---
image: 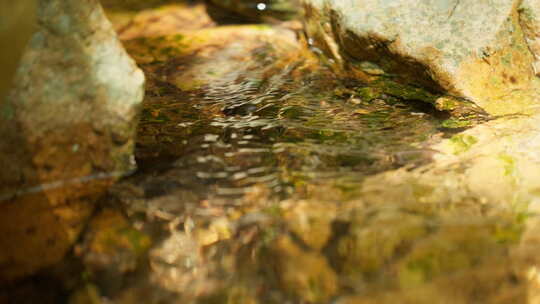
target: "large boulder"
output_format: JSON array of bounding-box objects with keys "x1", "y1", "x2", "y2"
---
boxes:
[
  {"x1": 0, "y1": 0, "x2": 144, "y2": 281},
  {"x1": 303, "y1": 0, "x2": 540, "y2": 115}
]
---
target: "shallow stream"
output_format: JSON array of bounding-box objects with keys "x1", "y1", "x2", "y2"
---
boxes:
[{"x1": 4, "y1": 2, "x2": 528, "y2": 303}]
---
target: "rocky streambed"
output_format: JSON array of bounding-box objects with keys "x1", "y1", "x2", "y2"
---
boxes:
[{"x1": 3, "y1": 1, "x2": 540, "y2": 303}]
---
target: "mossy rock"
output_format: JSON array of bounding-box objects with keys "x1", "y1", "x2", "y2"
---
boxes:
[{"x1": 304, "y1": 0, "x2": 540, "y2": 116}]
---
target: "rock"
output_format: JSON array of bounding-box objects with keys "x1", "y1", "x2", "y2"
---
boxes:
[
  {"x1": 284, "y1": 200, "x2": 336, "y2": 250},
  {"x1": 303, "y1": 0, "x2": 540, "y2": 115},
  {"x1": 520, "y1": 0, "x2": 540, "y2": 75},
  {"x1": 149, "y1": 232, "x2": 201, "y2": 294},
  {"x1": 0, "y1": 1, "x2": 36, "y2": 103},
  {"x1": 0, "y1": 0, "x2": 144, "y2": 281},
  {"x1": 357, "y1": 112, "x2": 540, "y2": 301},
  {"x1": 264, "y1": 235, "x2": 338, "y2": 303},
  {"x1": 76, "y1": 208, "x2": 151, "y2": 294},
  {"x1": 337, "y1": 210, "x2": 428, "y2": 279},
  {"x1": 205, "y1": 0, "x2": 301, "y2": 24},
  {"x1": 103, "y1": 2, "x2": 215, "y2": 40}
]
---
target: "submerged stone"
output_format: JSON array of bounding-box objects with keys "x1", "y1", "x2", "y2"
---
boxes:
[
  {"x1": 303, "y1": 0, "x2": 540, "y2": 115},
  {"x1": 77, "y1": 208, "x2": 151, "y2": 287},
  {"x1": 263, "y1": 235, "x2": 338, "y2": 303},
  {"x1": 0, "y1": 0, "x2": 144, "y2": 281}
]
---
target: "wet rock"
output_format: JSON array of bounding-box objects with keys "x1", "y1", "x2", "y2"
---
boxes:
[
  {"x1": 0, "y1": 0, "x2": 144, "y2": 281},
  {"x1": 303, "y1": 0, "x2": 540, "y2": 115},
  {"x1": 148, "y1": 232, "x2": 201, "y2": 294},
  {"x1": 284, "y1": 200, "x2": 336, "y2": 250},
  {"x1": 264, "y1": 235, "x2": 338, "y2": 303},
  {"x1": 357, "y1": 112, "x2": 540, "y2": 300},
  {"x1": 103, "y1": 2, "x2": 215, "y2": 40},
  {"x1": 205, "y1": 0, "x2": 301, "y2": 24},
  {"x1": 337, "y1": 209, "x2": 428, "y2": 279},
  {"x1": 76, "y1": 208, "x2": 151, "y2": 294}
]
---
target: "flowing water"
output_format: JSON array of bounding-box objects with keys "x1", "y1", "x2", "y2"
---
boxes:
[
  {"x1": 4, "y1": 2, "x2": 528, "y2": 303},
  {"x1": 130, "y1": 44, "x2": 447, "y2": 207}
]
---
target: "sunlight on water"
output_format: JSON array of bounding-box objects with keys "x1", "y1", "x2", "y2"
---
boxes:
[{"x1": 133, "y1": 51, "x2": 446, "y2": 204}]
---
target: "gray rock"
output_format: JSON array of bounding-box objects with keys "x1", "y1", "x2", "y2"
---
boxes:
[
  {"x1": 303, "y1": 0, "x2": 540, "y2": 115},
  {"x1": 520, "y1": 0, "x2": 540, "y2": 75},
  {"x1": 0, "y1": 0, "x2": 144, "y2": 281}
]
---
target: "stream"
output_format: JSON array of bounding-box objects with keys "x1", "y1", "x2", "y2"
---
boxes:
[{"x1": 5, "y1": 2, "x2": 528, "y2": 303}]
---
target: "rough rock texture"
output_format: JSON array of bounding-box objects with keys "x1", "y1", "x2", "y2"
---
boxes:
[
  {"x1": 0, "y1": 0, "x2": 144, "y2": 281},
  {"x1": 358, "y1": 112, "x2": 540, "y2": 303},
  {"x1": 520, "y1": 0, "x2": 540, "y2": 75},
  {"x1": 303, "y1": 0, "x2": 540, "y2": 115}
]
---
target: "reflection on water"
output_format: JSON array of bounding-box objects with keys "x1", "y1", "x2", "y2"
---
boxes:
[{"x1": 133, "y1": 51, "x2": 446, "y2": 205}]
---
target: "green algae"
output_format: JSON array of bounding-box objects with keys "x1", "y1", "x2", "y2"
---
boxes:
[
  {"x1": 337, "y1": 211, "x2": 429, "y2": 278},
  {"x1": 398, "y1": 215, "x2": 523, "y2": 289},
  {"x1": 356, "y1": 86, "x2": 383, "y2": 101},
  {"x1": 1, "y1": 103, "x2": 14, "y2": 120},
  {"x1": 441, "y1": 118, "x2": 472, "y2": 128},
  {"x1": 499, "y1": 153, "x2": 516, "y2": 177},
  {"x1": 262, "y1": 235, "x2": 338, "y2": 303},
  {"x1": 374, "y1": 79, "x2": 438, "y2": 104},
  {"x1": 449, "y1": 134, "x2": 478, "y2": 154},
  {"x1": 353, "y1": 78, "x2": 489, "y2": 122}
]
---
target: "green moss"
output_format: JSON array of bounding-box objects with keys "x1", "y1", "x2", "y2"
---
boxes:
[
  {"x1": 1, "y1": 103, "x2": 14, "y2": 120},
  {"x1": 119, "y1": 228, "x2": 152, "y2": 255},
  {"x1": 399, "y1": 226, "x2": 497, "y2": 288},
  {"x1": 279, "y1": 105, "x2": 304, "y2": 119},
  {"x1": 264, "y1": 204, "x2": 283, "y2": 218},
  {"x1": 434, "y1": 96, "x2": 459, "y2": 111},
  {"x1": 498, "y1": 154, "x2": 516, "y2": 177},
  {"x1": 356, "y1": 87, "x2": 383, "y2": 101},
  {"x1": 266, "y1": 236, "x2": 338, "y2": 303},
  {"x1": 172, "y1": 34, "x2": 184, "y2": 41},
  {"x1": 338, "y1": 211, "x2": 428, "y2": 277},
  {"x1": 493, "y1": 221, "x2": 523, "y2": 244},
  {"x1": 374, "y1": 79, "x2": 437, "y2": 104},
  {"x1": 441, "y1": 118, "x2": 472, "y2": 128},
  {"x1": 252, "y1": 24, "x2": 272, "y2": 31},
  {"x1": 449, "y1": 134, "x2": 478, "y2": 154},
  {"x1": 160, "y1": 46, "x2": 177, "y2": 56}
]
